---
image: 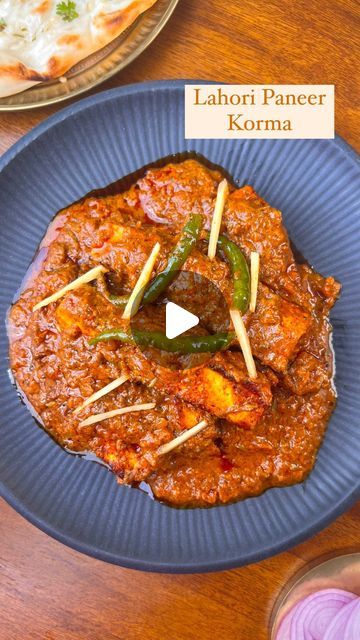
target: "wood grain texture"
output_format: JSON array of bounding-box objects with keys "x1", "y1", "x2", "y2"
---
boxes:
[
  {"x1": 1, "y1": 500, "x2": 360, "y2": 639},
  {"x1": 0, "y1": 0, "x2": 359, "y2": 638}
]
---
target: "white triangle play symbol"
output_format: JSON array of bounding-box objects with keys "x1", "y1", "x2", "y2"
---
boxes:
[{"x1": 165, "y1": 301, "x2": 199, "y2": 339}]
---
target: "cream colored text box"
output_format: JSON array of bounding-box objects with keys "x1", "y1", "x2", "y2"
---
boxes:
[{"x1": 185, "y1": 85, "x2": 334, "y2": 139}]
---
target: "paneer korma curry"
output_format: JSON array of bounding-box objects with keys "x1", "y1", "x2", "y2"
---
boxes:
[{"x1": 8, "y1": 159, "x2": 340, "y2": 507}]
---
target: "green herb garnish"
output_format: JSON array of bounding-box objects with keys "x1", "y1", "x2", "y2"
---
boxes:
[
  {"x1": 56, "y1": 1, "x2": 79, "y2": 22},
  {"x1": 0, "y1": 18, "x2": 7, "y2": 31}
]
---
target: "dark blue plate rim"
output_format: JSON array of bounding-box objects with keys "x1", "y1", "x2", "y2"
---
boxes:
[{"x1": 1, "y1": 80, "x2": 359, "y2": 573}]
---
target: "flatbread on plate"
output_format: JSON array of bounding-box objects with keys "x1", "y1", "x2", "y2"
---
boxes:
[{"x1": 0, "y1": 0, "x2": 157, "y2": 97}]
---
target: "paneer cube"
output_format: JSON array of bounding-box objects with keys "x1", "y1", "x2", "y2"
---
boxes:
[
  {"x1": 161, "y1": 352, "x2": 272, "y2": 429},
  {"x1": 246, "y1": 284, "x2": 311, "y2": 373}
]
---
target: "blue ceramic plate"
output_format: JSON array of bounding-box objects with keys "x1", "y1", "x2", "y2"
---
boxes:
[{"x1": 1, "y1": 81, "x2": 359, "y2": 573}]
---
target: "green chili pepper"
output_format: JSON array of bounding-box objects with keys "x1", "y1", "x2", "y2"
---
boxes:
[
  {"x1": 142, "y1": 213, "x2": 203, "y2": 305},
  {"x1": 215, "y1": 234, "x2": 250, "y2": 313},
  {"x1": 90, "y1": 328, "x2": 234, "y2": 353}
]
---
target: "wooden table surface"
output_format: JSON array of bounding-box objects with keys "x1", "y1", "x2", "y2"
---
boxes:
[{"x1": 1, "y1": 1, "x2": 359, "y2": 638}]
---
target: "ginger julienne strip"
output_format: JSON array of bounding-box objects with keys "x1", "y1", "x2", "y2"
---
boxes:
[
  {"x1": 74, "y1": 374, "x2": 129, "y2": 415},
  {"x1": 33, "y1": 265, "x2": 107, "y2": 311},
  {"x1": 79, "y1": 403, "x2": 156, "y2": 427},
  {"x1": 208, "y1": 179, "x2": 229, "y2": 260}
]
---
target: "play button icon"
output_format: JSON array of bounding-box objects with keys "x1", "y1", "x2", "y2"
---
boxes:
[
  {"x1": 129, "y1": 269, "x2": 230, "y2": 370},
  {"x1": 165, "y1": 301, "x2": 199, "y2": 339}
]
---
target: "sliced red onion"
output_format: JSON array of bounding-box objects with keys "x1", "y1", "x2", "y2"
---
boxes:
[
  {"x1": 344, "y1": 598, "x2": 360, "y2": 639},
  {"x1": 276, "y1": 601, "x2": 302, "y2": 639},
  {"x1": 291, "y1": 589, "x2": 356, "y2": 639},
  {"x1": 323, "y1": 598, "x2": 360, "y2": 639},
  {"x1": 275, "y1": 589, "x2": 357, "y2": 640}
]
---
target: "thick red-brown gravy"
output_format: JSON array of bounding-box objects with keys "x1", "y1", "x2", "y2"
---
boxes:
[{"x1": 8, "y1": 159, "x2": 340, "y2": 507}]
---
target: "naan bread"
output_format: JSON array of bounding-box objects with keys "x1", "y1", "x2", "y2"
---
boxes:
[{"x1": 0, "y1": 0, "x2": 157, "y2": 97}]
